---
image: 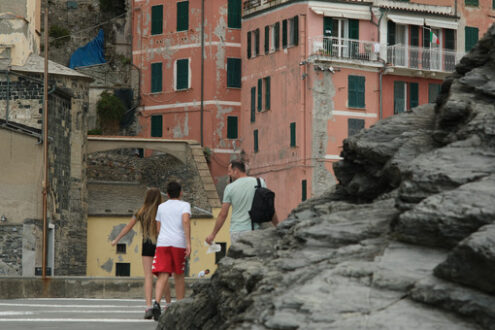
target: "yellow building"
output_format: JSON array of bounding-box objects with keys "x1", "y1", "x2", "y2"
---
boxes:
[{"x1": 86, "y1": 138, "x2": 231, "y2": 278}]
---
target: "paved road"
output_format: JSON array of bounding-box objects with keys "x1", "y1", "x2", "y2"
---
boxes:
[{"x1": 0, "y1": 298, "x2": 164, "y2": 330}]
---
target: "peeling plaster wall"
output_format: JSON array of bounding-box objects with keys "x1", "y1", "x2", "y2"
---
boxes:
[
  {"x1": 133, "y1": 0, "x2": 241, "y2": 188},
  {"x1": 0, "y1": 0, "x2": 39, "y2": 66},
  {"x1": 311, "y1": 71, "x2": 337, "y2": 196}
]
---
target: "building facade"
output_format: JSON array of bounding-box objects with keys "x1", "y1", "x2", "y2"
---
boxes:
[
  {"x1": 241, "y1": 0, "x2": 494, "y2": 219},
  {"x1": 132, "y1": 0, "x2": 243, "y2": 191}
]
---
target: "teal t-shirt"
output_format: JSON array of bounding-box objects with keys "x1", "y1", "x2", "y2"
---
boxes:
[{"x1": 223, "y1": 176, "x2": 266, "y2": 232}]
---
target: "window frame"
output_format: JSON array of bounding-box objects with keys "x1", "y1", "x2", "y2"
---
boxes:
[
  {"x1": 177, "y1": 1, "x2": 189, "y2": 32},
  {"x1": 150, "y1": 62, "x2": 162, "y2": 93},
  {"x1": 151, "y1": 5, "x2": 163, "y2": 35},
  {"x1": 227, "y1": 58, "x2": 241, "y2": 88},
  {"x1": 348, "y1": 75, "x2": 365, "y2": 108},
  {"x1": 175, "y1": 58, "x2": 190, "y2": 91},
  {"x1": 228, "y1": 0, "x2": 241, "y2": 29},
  {"x1": 227, "y1": 116, "x2": 238, "y2": 139}
]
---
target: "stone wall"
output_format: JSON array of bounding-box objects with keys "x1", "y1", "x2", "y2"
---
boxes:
[
  {"x1": 0, "y1": 73, "x2": 44, "y2": 128},
  {"x1": 0, "y1": 225, "x2": 23, "y2": 275},
  {"x1": 87, "y1": 148, "x2": 211, "y2": 214},
  {"x1": 0, "y1": 70, "x2": 89, "y2": 276}
]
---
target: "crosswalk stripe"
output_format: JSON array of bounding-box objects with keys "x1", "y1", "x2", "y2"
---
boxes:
[{"x1": 0, "y1": 318, "x2": 152, "y2": 323}]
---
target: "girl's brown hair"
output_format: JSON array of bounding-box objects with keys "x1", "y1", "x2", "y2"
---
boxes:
[{"x1": 135, "y1": 187, "x2": 162, "y2": 244}]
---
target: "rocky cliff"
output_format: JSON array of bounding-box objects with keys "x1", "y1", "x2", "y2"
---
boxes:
[{"x1": 157, "y1": 25, "x2": 495, "y2": 330}]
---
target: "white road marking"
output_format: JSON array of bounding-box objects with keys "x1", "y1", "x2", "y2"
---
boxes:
[
  {"x1": 0, "y1": 312, "x2": 34, "y2": 316},
  {"x1": 0, "y1": 318, "x2": 152, "y2": 323}
]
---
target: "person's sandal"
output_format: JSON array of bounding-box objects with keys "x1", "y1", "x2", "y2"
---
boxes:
[{"x1": 144, "y1": 307, "x2": 153, "y2": 320}]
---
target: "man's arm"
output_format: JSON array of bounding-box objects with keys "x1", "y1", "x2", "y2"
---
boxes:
[
  {"x1": 205, "y1": 202, "x2": 230, "y2": 245},
  {"x1": 271, "y1": 212, "x2": 280, "y2": 226},
  {"x1": 182, "y1": 212, "x2": 191, "y2": 257}
]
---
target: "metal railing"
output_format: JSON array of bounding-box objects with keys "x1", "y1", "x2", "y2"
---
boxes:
[
  {"x1": 311, "y1": 36, "x2": 379, "y2": 62},
  {"x1": 387, "y1": 44, "x2": 463, "y2": 72}
]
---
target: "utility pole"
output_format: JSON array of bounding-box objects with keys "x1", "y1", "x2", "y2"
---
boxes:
[{"x1": 42, "y1": 0, "x2": 49, "y2": 279}]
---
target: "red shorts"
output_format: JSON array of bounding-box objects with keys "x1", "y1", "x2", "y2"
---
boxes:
[{"x1": 152, "y1": 246, "x2": 186, "y2": 276}]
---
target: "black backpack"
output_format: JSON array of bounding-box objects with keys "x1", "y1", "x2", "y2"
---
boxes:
[{"x1": 249, "y1": 178, "x2": 275, "y2": 230}]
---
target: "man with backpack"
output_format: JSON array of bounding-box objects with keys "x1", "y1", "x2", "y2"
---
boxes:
[{"x1": 205, "y1": 160, "x2": 279, "y2": 245}]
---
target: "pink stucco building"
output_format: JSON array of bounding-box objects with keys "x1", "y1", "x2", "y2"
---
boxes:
[
  {"x1": 132, "y1": 0, "x2": 243, "y2": 189},
  {"x1": 241, "y1": 0, "x2": 494, "y2": 219},
  {"x1": 132, "y1": 0, "x2": 494, "y2": 219}
]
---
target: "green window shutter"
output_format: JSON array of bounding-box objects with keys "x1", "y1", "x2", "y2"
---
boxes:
[
  {"x1": 293, "y1": 15, "x2": 299, "y2": 46},
  {"x1": 250, "y1": 87, "x2": 256, "y2": 122},
  {"x1": 387, "y1": 20, "x2": 396, "y2": 45},
  {"x1": 394, "y1": 81, "x2": 406, "y2": 114},
  {"x1": 151, "y1": 62, "x2": 162, "y2": 93},
  {"x1": 409, "y1": 82, "x2": 419, "y2": 109},
  {"x1": 465, "y1": 26, "x2": 479, "y2": 52},
  {"x1": 348, "y1": 75, "x2": 365, "y2": 108},
  {"x1": 445, "y1": 29, "x2": 455, "y2": 50},
  {"x1": 265, "y1": 76, "x2": 270, "y2": 110},
  {"x1": 228, "y1": 0, "x2": 241, "y2": 29},
  {"x1": 257, "y1": 79, "x2": 262, "y2": 111},
  {"x1": 265, "y1": 26, "x2": 270, "y2": 54},
  {"x1": 255, "y1": 29, "x2": 260, "y2": 56},
  {"x1": 410, "y1": 25, "x2": 419, "y2": 46},
  {"x1": 177, "y1": 1, "x2": 189, "y2": 31},
  {"x1": 348, "y1": 118, "x2": 364, "y2": 137},
  {"x1": 290, "y1": 122, "x2": 296, "y2": 147},
  {"x1": 247, "y1": 32, "x2": 251, "y2": 59},
  {"x1": 254, "y1": 129, "x2": 259, "y2": 153},
  {"x1": 348, "y1": 19, "x2": 359, "y2": 40},
  {"x1": 227, "y1": 116, "x2": 238, "y2": 139},
  {"x1": 227, "y1": 58, "x2": 241, "y2": 88},
  {"x1": 282, "y1": 19, "x2": 288, "y2": 48},
  {"x1": 465, "y1": 0, "x2": 478, "y2": 6},
  {"x1": 493, "y1": 0, "x2": 495, "y2": 9},
  {"x1": 323, "y1": 17, "x2": 333, "y2": 37},
  {"x1": 151, "y1": 115, "x2": 163, "y2": 137},
  {"x1": 176, "y1": 59, "x2": 189, "y2": 90},
  {"x1": 151, "y1": 5, "x2": 163, "y2": 35},
  {"x1": 274, "y1": 22, "x2": 280, "y2": 50},
  {"x1": 428, "y1": 83, "x2": 441, "y2": 103},
  {"x1": 302, "y1": 180, "x2": 307, "y2": 202}
]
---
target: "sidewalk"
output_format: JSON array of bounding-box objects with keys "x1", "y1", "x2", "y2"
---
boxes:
[{"x1": 0, "y1": 276, "x2": 198, "y2": 299}]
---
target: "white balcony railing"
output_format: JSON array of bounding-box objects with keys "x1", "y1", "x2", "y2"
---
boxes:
[
  {"x1": 312, "y1": 36, "x2": 380, "y2": 62},
  {"x1": 311, "y1": 36, "x2": 464, "y2": 73},
  {"x1": 387, "y1": 44, "x2": 464, "y2": 72}
]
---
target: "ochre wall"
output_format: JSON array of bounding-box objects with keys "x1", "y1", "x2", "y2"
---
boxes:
[{"x1": 87, "y1": 208, "x2": 231, "y2": 278}]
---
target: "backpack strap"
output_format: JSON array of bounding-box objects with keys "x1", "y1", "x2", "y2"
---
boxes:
[{"x1": 256, "y1": 177, "x2": 261, "y2": 188}]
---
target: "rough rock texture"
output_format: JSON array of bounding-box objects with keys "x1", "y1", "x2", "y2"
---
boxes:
[{"x1": 157, "y1": 26, "x2": 495, "y2": 329}]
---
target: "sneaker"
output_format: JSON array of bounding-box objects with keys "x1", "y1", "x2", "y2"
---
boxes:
[
  {"x1": 144, "y1": 307, "x2": 153, "y2": 320},
  {"x1": 152, "y1": 301, "x2": 161, "y2": 321}
]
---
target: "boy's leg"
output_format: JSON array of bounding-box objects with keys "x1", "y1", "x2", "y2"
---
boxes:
[
  {"x1": 173, "y1": 273, "x2": 185, "y2": 300},
  {"x1": 164, "y1": 281, "x2": 171, "y2": 305},
  {"x1": 154, "y1": 272, "x2": 170, "y2": 304}
]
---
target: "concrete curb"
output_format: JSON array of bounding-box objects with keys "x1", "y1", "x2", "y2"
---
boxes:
[{"x1": 0, "y1": 276, "x2": 199, "y2": 299}]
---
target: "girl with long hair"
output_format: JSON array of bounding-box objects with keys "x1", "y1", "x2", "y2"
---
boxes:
[{"x1": 111, "y1": 187, "x2": 171, "y2": 319}]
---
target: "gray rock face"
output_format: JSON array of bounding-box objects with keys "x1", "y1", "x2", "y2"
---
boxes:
[
  {"x1": 157, "y1": 25, "x2": 495, "y2": 330},
  {"x1": 434, "y1": 224, "x2": 495, "y2": 294}
]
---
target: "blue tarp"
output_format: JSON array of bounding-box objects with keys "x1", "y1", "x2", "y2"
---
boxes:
[{"x1": 69, "y1": 29, "x2": 106, "y2": 69}]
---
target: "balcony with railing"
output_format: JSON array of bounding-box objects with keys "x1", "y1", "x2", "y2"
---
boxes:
[
  {"x1": 311, "y1": 36, "x2": 380, "y2": 63},
  {"x1": 387, "y1": 44, "x2": 463, "y2": 73}
]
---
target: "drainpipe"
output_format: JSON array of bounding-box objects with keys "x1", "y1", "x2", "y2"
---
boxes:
[
  {"x1": 42, "y1": 0, "x2": 49, "y2": 280},
  {"x1": 6, "y1": 70, "x2": 10, "y2": 123},
  {"x1": 200, "y1": 0, "x2": 205, "y2": 147},
  {"x1": 370, "y1": 7, "x2": 386, "y2": 120}
]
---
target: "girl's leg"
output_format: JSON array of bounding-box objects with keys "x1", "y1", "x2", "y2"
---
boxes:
[{"x1": 142, "y1": 256, "x2": 154, "y2": 308}]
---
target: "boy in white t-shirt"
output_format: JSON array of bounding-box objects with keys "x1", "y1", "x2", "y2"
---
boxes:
[{"x1": 151, "y1": 181, "x2": 191, "y2": 321}]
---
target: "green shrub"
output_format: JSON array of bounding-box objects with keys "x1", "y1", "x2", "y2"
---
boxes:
[
  {"x1": 87, "y1": 129, "x2": 102, "y2": 135},
  {"x1": 49, "y1": 25, "x2": 70, "y2": 47},
  {"x1": 97, "y1": 91, "x2": 126, "y2": 122}
]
